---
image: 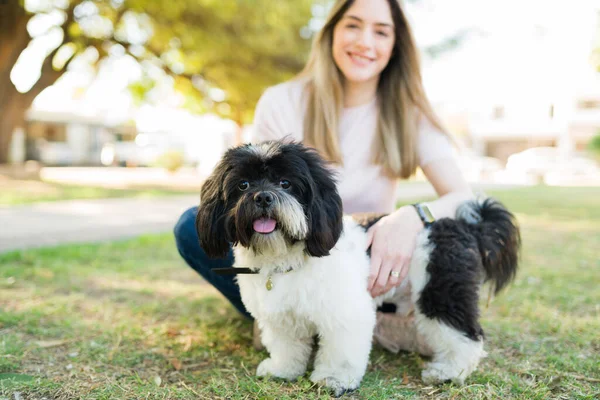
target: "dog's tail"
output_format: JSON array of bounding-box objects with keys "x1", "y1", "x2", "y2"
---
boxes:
[{"x1": 456, "y1": 198, "x2": 521, "y2": 294}]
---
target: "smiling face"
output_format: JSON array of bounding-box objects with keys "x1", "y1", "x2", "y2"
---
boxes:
[{"x1": 332, "y1": 0, "x2": 396, "y2": 88}]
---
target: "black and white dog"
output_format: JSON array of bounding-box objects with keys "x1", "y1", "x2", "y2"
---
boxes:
[{"x1": 196, "y1": 141, "x2": 520, "y2": 395}]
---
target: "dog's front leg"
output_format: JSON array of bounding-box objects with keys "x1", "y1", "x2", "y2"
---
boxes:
[
  {"x1": 256, "y1": 321, "x2": 312, "y2": 381},
  {"x1": 310, "y1": 311, "x2": 375, "y2": 397}
]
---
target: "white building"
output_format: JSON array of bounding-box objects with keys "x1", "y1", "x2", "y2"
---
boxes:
[{"x1": 416, "y1": 0, "x2": 600, "y2": 162}]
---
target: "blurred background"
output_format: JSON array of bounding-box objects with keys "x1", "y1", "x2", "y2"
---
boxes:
[
  {"x1": 1, "y1": 3, "x2": 599, "y2": 396},
  {"x1": 2, "y1": 0, "x2": 600, "y2": 188}
]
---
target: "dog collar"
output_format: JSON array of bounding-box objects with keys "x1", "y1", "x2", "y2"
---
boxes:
[
  {"x1": 213, "y1": 267, "x2": 293, "y2": 291},
  {"x1": 212, "y1": 267, "x2": 258, "y2": 275}
]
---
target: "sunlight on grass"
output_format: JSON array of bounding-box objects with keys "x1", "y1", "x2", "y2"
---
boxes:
[
  {"x1": 0, "y1": 186, "x2": 599, "y2": 399},
  {"x1": 86, "y1": 275, "x2": 218, "y2": 300}
]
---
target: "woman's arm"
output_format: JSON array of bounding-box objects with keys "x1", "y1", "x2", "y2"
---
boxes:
[
  {"x1": 366, "y1": 157, "x2": 473, "y2": 297},
  {"x1": 414, "y1": 117, "x2": 474, "y2": 218},
  {"x1": 420, "y1": 157, "x2": 474, "y2": 219}
]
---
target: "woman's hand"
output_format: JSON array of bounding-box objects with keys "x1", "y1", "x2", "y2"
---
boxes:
[{"x1": 366, "y1": 205, "x2": 424, "y2": 297}]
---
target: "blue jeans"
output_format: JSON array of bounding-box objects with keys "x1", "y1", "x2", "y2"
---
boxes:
[{"x1": 174, "y1": 207, "x2": 252, "y2": 319}]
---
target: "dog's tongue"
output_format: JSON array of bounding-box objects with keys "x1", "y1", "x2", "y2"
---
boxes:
[{"x1": 253, "y1": 218, "x2": 276, "y2": 234}]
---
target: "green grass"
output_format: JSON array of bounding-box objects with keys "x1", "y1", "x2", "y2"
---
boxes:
[
  {"x1": 0, "y1": 186, "x2": 598, "y2": 399},
  {"x1": 0, "y1": 179, "x2": 196, "y2": 206}
]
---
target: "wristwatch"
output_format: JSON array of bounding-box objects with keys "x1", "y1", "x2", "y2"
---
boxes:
[{"x1": 412, "y1": 203, "x2": 435, "y2": 227}]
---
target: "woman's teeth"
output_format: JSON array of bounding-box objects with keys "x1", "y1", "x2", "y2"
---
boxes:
[{"x1": 349, "y1": 53, "x2": 372, "y2": 64}]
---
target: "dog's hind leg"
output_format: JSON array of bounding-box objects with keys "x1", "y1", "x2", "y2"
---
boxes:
[
  {"x1": 414, "y1": 313, "x2": 485, "y2": 384},
  {"x1": 256, "y1": 320, "x2": 312, "y2": 381},
  {"x1": 408, "y1": 229, "x2": 486, "y2": 385}
]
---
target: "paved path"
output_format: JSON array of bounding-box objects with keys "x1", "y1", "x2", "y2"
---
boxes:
[
  {"x1": 0, "y1": 183, "x2": 518, "y2": 253},
  {"x1": 0, "y1": 195, "x2": 198, "y2": 253}
]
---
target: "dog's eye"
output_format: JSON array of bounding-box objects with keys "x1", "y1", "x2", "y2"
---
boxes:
[
  {"x1": 280, "y1": 180, "x2": 291, "y2": 189},
  {"x1": 238, "y1": 181, "x2": 250, "y2": 191}
]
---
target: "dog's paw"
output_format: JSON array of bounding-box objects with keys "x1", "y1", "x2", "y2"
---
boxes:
[
  {"x1": 310, "y1": 370, "x2": 360, "y2": 397},
  {"x1": 421, "y1": 362, "x2": 466, "y2": 385},
  {"x1": 256, "y1": 358, "x2": 304, "y2": 381}
]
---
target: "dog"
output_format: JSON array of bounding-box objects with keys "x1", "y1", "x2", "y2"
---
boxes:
[{"x1": 196, "y1": 141, "x2": 520, "y2": 395}]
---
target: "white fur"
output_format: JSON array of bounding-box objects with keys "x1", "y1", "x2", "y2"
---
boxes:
[
  {"x1": 246, "y1": 141, "x2": 282, "y2": 159},
  {"x1": 249, "y1": 230, "x2": 290, "y2": 257},
  {"x1": 237, "y1": 217, "x2": 485, "y2": 393},
  {"x1": 274, "y1": 192, "x2": 308, "y2": 239},
  {"x1": 236, "y1": 218, "x2": 381, "y2": 395},
  {"x1": 409, "y1": 229, "x2": 486, "y2": 384}
]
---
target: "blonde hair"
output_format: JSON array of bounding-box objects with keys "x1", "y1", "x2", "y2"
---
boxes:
[{"x1": 299, "y1": 0, "x2": 449, "y2": 179}]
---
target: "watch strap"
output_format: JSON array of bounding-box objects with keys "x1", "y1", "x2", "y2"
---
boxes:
[{"x1": 412, "y1": 203, "x2": 435, "y2": 227}]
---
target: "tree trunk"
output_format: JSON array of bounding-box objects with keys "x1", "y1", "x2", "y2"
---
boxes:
[
  {"x1": 0, "y1": 1, "x2": 63, "y2": 163},
  {"x1": 0, "y1": 57, "x2": 62, "y2": 164},
  {"x1": 0, "y1": 81, "x2": 27, "y2": 164}
]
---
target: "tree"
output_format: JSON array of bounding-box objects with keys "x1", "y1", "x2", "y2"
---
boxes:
[
  {"x1": 0, "y1": 0, "x2": 315, "y2": 163},
  {"x1": 0, "y1": 1, "x2": 66, "y2": 163}
]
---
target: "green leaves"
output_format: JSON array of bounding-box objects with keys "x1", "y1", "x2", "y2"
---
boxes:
[
  {"x1": 130, "y1": 0, "x2": 315, "y2": 122},
  {"x1": 15, "y1": 0, "x2": 315, "y2": 126}
]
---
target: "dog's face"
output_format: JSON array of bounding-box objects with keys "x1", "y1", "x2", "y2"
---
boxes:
[{"x1": 196, "y1": 141, "x2": 343, "y2": 259}]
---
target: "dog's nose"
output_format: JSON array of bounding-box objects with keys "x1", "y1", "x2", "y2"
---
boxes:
[{"x1": 254, "y1": 192, "x2": 274, "y2": 208}]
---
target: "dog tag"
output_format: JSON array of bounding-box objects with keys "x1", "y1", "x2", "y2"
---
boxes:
[{"x1": 266, "y1": 276, "x2": 273, "y2": 291}]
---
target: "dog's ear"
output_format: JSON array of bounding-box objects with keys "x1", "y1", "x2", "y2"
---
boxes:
[
  {"x1": 196, "y1": 160, "x2": 231, "y2": 259},
  {"x1": 297, "y1": 145, "x2": 343, "y2": 257}
]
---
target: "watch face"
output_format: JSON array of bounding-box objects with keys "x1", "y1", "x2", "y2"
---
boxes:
[{"x1": 421, "y1": 205, "x2": 435, "y2": 222}]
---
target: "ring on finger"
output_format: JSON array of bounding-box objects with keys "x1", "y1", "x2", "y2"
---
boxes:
[{"x1": 390, "y1": 270, "x2": 401, "y2": 278}]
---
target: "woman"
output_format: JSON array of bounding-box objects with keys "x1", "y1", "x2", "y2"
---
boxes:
[{"x1": 174, "y1": 0, "x2": 473, "y2": 352}]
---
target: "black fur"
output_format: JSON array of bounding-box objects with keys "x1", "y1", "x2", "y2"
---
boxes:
[
  {"x1": 470, "y1": 198, "x2": 521, "y2": 293},
  {"x1": 279, "y1": 144, "x2": 343, "y2": 257},
  {"x1": 418, "y1": 219, "x2": 487, "y2": 341},
  {"x1": 196, "y1": 141, "x2": 343, "y2": 258},
  {"x1": 417, "y1": 198, "x2": 520, "y2": 341},
  {"x1": 195, "y1": 161, "x2": 231, "y2": 259}
]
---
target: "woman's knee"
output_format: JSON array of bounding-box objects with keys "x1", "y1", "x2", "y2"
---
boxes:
[
  {"x1": 174, "y1": 206, "x2": 198, "y2": 252},
  {"x1": 174, "y1": 206, "x2": 233, "y2": 270}
]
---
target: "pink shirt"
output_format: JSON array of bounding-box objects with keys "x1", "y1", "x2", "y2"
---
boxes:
[{"x1": 251, "y1": 79, "x2": 454, "y2": 214}]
